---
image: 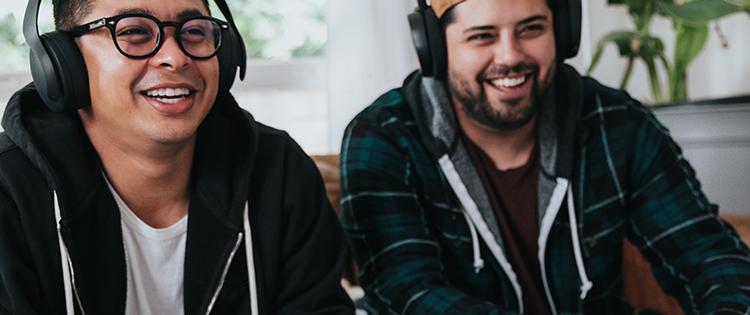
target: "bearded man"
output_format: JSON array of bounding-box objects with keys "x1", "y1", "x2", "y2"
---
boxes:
[{"x1": 338, "y1": 0, "x2": 750, "y2": 313}]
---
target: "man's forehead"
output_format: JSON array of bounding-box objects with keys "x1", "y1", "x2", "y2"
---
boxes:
[
  {"x1": 87, "y1": 0, "x2": 209, "y2": 19},
  {"x1": 447, "y1": 0, "x2": 552, "y2": 27},
  {"x1": 433, "y1": 0, "x2": 552, "y2": 19},
  {"x1": 112, "y1": 7, "x2": 206, "y2": 20}
]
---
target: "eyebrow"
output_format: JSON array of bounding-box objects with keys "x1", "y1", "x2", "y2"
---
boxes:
[
  {"x1": 113, "y1": 8, "x2": 206, "y2": 21},
  {"x1": 463, "y1": 14, "x2": 550, "y2": 33},
  {"x1": 518, "y1": 15, "x2": 549, "y2": 25},
  {"x1": 176, "y1": 9, "x2": 205, "y2": 21}
]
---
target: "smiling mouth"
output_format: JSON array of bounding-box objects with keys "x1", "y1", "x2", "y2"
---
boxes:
[
  {"x1": 141, "y1": 87, "x2": 194, "y2": 104},
  {"x1": 488, "y1": 73, "x2": 531, "y2": 89}
]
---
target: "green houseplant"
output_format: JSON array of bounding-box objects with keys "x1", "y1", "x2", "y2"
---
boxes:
[{"x1": 587, "y1": 0, "x2": 749, "y2": 104}]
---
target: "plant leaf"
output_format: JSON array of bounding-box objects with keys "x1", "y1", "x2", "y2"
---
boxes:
[
  {"x1": 670, "y1": 23, "x2": 709, "y2": 101},
  {"x1": 723, "y1": 0, "x2": 750, "y2": 8},
  {"x1": 673, "y1": 23, "x2": 709, "y2": 74},
  {"x1": 643, "y1": 56, "x2": 664, "y2": 104},
  {"x1": 637, "y1": 35, "x2": 666, "y2": 59},
  {"x1": 587, "y1": 31, "x2": 638, "y2": 73},
  {"x1": 658, "y1": 0, "x2": 741, "y2": 25}
]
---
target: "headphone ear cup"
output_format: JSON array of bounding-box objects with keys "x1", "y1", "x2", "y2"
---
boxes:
[
  {"x1": 408, "y1": 7, "x2": 447, "y2": 80},
  {"x1": 551, "y1": 0, "x2": 581, "y2": 60},
  {"x1": 217, "y1": 28, "x2": 241, "y2": 94},
  {"x1": 423, "y1": 9, "x2": 447, "y2": 80},
  {"x1": 30, "y1": 31, "x2": 89, "y2": 112},
  {"x1": 565, "y1": 0, "x2": 582, "y2": 59},
  {"x1": 409, "y1": 9, "x2": 433, "y2": 77}
]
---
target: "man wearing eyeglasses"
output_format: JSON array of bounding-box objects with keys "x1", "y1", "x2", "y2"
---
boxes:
[{"x1": 0, "y1": 0, "x2": 353, "y2": 314}]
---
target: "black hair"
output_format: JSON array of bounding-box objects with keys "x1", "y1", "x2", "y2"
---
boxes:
[
  {"x1": 53, "y1": 0, "x2": 91, "y2": 31},
  {"x1": 53, "y1": 0, "x2": 211, "y2": 31},
  {"x1": 439, "y1": 7, "x2": 455, "y2": 30}
]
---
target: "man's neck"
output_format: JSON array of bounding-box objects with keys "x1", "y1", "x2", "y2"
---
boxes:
[
  {"x1": 455, "y1": 106, "x2": 537, "y2": 171},
  {"x1": 84, "y1": 126, "x2": 194, "y2": 229}
]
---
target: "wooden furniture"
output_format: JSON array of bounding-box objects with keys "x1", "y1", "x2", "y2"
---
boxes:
[{"x1": 311, "y1": 155, "x2": 750, "y2": 312}]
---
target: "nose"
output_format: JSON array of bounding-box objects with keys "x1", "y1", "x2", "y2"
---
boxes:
[
  {"x1": 493, "y1": 30, "x2": 525, "y2": 68},
  {"x1": 149, "y1": 31, "x2": 191, "y2": 71}
]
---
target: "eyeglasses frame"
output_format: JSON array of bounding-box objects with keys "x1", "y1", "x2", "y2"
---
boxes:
[{"x1": 69, "y1": 13, "x2": 230, "y2": 60}]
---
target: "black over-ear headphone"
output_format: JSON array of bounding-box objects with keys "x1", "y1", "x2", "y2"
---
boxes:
[
  {"x1": 408, "y1": 0, "x2": 582, "y2": 81},
  {"x1": 23, "y1": 0, "x2": 247, "y2": 112}
]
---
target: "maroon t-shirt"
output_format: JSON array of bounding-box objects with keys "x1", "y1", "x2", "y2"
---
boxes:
[{"x1": 463, "y1": 135, "x2": 551, "y2": 314}]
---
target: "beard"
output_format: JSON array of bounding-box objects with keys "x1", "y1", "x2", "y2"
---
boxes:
[{"x1": 448, "y1": 61, "x2": 555, "y2": 131}]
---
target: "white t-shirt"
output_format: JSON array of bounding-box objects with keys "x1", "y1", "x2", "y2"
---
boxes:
[{"x1": 107, "y1": 182, "x2": 188, "y2": 315}]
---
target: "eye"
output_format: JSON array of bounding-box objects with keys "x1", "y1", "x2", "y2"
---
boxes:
[
  {"x1": 116, "y1": 26, "x2": 155, "y2": 44},
  {"x1": 183, "y1": 27, "x2": 207, "y2": 37},
  {"x1": 519, "y1": 24, "x2": 545, "y2": 38},
  {"x1": 117, "y1": 27, "x2": 151, "y2": 36},
  {"x1": 467, "y1": 32, "x2": 495, "y2": 43}
]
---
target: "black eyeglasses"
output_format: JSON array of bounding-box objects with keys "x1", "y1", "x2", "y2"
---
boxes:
[{"x1": 70, "y1": 13, "x2": 230, "y2": 60}]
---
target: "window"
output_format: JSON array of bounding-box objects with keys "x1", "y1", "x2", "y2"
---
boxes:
[{"x1": 221, "y1": 0, "x2": 329, "y2": 154}]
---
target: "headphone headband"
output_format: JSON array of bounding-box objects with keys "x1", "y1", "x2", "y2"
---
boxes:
[
  {"x1": 214, "y1": 0, "x2": 246, "y2": 80},
  {"x1": 22, "y1": 0, "x2": 41, "y2": 54}
]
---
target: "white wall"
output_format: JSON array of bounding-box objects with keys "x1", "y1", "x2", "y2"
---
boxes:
[{"x1": 325, "y1": 0, "x2": 418, "y2": 152}]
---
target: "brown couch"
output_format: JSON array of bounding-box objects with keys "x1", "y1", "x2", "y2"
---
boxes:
[{"x1": 312, "y1": 155, "x2": 750, "y2": 314}]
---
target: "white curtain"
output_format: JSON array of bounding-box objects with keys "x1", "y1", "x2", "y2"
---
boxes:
[{"x1": 325, "y1": 0, "x2": 419, "y2": 152}]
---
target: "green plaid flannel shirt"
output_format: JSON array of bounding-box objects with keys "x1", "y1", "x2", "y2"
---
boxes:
[{"x1": 339, "y1": 73, "x2": 750, "y2": 314}]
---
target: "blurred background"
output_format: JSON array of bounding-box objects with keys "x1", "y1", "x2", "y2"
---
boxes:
[{"x1": 0, "y1": 0, "x2": 747, "y2": 213}]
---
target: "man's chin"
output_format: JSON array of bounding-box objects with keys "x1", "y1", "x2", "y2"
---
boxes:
[{"x1": 476, "y1": 99, "x2": 537, "y2": 131}]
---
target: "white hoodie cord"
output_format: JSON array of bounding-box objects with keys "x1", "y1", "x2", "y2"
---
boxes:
[
  {"x1": 53, "y1": 191, "x2": 75, "y2": 314},
  {"x1": 462, "y1": 211, "x2": 485, "y2": 273},
  {"x1": 566, "y1": 186, "x2": 593, "y2": 300},
  {"x1": 242, "y1": 201, "x2": 259, "y2": 315}
]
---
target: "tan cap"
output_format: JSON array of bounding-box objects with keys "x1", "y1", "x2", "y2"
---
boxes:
[{"x1": 431, "y1": 0, "x2": 467, "y2": 18}]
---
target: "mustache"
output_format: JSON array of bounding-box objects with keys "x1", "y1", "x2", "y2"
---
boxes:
[{"x1": 481, "y1": 62, "x2": 539, "y2": 80}]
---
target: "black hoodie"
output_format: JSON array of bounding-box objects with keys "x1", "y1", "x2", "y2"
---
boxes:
[{"x1": 0, "y1": 84, "x2": 354, "y2": 314}]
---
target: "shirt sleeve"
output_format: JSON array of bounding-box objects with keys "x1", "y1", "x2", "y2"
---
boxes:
[
  {"x1": 0, "y1": 186, "x2": 47, "y2": 314},
  {"x1": 626, "y1": 108, "x2": 750, "y2": 313},
  {"x1": 273, "y1": 139, "x2": 355, "y2": 315}
]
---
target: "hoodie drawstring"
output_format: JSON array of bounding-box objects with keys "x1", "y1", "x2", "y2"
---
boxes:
[
  {"x1": 462, "y1": 211, "x2": 485, "y2": 273},
  {"x1": 242, "y1": 201, "x2": 259, "y2": 314},
  {"x1": 53, "y1": 191, "x2": 76, "y2": 314},
  {"x1": 56, "y1": 190, "x2": 259, "y2": 314},
  {"x1": 566, "y1": 186, "x2": 593, "y2": 299}
]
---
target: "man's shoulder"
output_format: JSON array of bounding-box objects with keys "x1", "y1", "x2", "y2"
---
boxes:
[
  {"x1": 0, "y1": 133, "x2": 32, "y2": 173},
  {"x1": 578, "y1": 76, "x2": 658, "y2": 126},
  {"x1": 0, "y1": 132, "x2": 47, "y2": 200},
  {"x1": 349, "y1": 88, "x2": 414, "y2": 130},
  {"x1": 253, "y1": 122, "x2": 316, "y2": 171},
  {"x1": 0, "y1": 132, "x2": 18, "y2": 156}
]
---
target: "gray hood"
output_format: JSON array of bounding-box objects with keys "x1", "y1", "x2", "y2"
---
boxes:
[{"x1": 402, "y1": 63, "x2": 584, "y2": 229}]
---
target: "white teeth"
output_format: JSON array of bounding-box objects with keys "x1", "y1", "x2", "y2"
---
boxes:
[
  {"x1": 154, "y1": 97, "x2": 182, "y2": 104},
  {"x1": 492, "y1": 76, "x2": 526, "y2": 88},
  {"x1": 145, "y1": 87, "x2": 190, "y2": 97}
]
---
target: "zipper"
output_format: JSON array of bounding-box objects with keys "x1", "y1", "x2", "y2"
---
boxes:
[
  {"x1": 438, "y1": 155, "x2": 524, "y2": 312},
  {"x1": 205, "y1": 232, "x2": 244, "y2": 314},
  {"x1": 59, "y1": 226, "x2": 87, "y2": 315},
  {"x1": 537, "y1": 178, "x2": 568, "y2": 315}
]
